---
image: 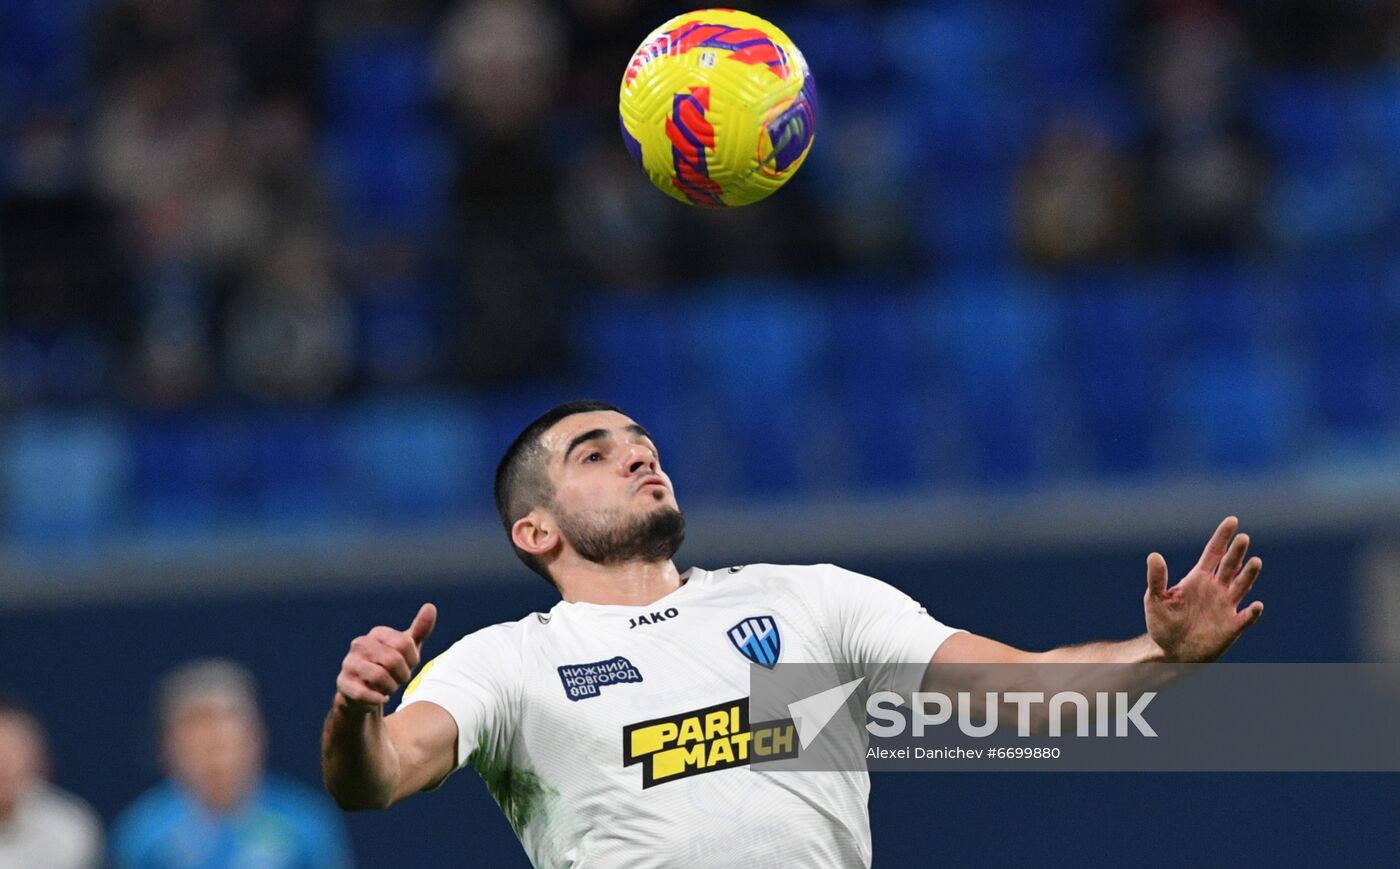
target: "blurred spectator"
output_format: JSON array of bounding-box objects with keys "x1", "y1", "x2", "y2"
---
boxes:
[
  {"x1": 0, "y1": 111, "x2": 130, "y2": 407},
  {"x1": 557, "y1": 139, "x2": 672, "y2": 291},
  {"x1": 111, "y1": 660, "x2": 352, "y2": 869},
  {"x1": 0, "y1": 697, "x2": 103, "y2": 869},
  {"x1": 811, "y1": 109, "x2": 921, "y2": 277},
  {"x1": 436, "y1": 0, "x2": 573, "y2": 383},
  {"x1": 223, "y1": 231, "x2": 354, "y2": 403},
  {"x1": 1138, "y1": 7, "x2": 1267, "y2": 256},
  {"x1": 558, "y1": 0, "x2": 675, "y2": 132},
  {"x1": 1013, "y1": 116, "x2": 1141, "y2": 268},
  {"x1": 343, "y1": 234, "x2": 447, "y2": 389},
  {"x1": 1232, "y1": 0, "x2": 1400, "y2": 68},
  {"x1": 229, "y1": 0, "x2": 318, "y2": 104},
  {"x1": 87, "y1": 0, "x2": 342, "y2": 409}
]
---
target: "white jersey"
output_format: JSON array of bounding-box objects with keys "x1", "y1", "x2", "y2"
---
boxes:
[{"x1": 399, "y1": 563, "x2": 960, "y2": 868}]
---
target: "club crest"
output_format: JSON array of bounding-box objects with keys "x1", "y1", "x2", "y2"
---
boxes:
[{"x1": 727, "y1": 616, "x2": 781, "y2": 668}]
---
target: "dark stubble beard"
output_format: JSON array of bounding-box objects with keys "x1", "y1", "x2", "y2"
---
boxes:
[{"x1": 554, "y1": 502, "x2": 686, "y2": 566}]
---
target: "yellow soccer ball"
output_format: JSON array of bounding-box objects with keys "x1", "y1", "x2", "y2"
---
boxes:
[{"x1": 619, "y1": 8, "x2": 817, "y2": 207}]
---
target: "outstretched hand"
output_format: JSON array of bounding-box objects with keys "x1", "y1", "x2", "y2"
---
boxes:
[
  {"x1": 1145, "y1": 517, "x2": 1263, "y2": 663},
  {"x1": 336, "y1": 603, "x2": 438, "y2": 711}
]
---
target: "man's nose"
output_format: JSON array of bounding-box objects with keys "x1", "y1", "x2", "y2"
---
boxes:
[{"x1": 624, "y1": 445, "x2": 655, "y2": 475}]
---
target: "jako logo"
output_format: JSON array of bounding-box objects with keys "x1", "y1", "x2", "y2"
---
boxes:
[{"x1": 629, "y1": 608, "x2": 679, "y2": 629}]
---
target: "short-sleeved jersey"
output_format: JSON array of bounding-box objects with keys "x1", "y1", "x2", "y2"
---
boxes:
[{"x1": 398, "y1": 563, "x2": 960, "y2": 868}]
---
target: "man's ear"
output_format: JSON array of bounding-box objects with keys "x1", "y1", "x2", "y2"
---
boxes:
[{"x1": 513, "y1": 511, "x2": 558, "y2": 559}]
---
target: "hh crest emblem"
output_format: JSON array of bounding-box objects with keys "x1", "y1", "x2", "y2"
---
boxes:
[{"x1": 728, "y1": 616, "x2": 781, "y2": 668}]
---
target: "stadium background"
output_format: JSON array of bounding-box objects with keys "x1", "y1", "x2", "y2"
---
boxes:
[{"x1": 1, "y1": 0, "x2": 1399, "y2": 864}]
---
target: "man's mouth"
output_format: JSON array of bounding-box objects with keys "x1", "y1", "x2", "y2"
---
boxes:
[{"x1": 636, "y1": 476, "x2": 667, "y2": 493}]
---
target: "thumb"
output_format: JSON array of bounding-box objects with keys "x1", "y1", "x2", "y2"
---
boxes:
[
  {"x1": 407, "y1": 603, "x2": 437, "y2": 647},
  {"x1": 1146, "y1": 553, "x2": 1169, "y2": 599},
  {"x1": 1236, "y1": 600, "x2": 1264, "y2": 630}
]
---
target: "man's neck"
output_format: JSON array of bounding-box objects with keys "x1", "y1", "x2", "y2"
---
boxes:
[{"x1": 555, "y1": 559, "x2": 684, "y2": 606}]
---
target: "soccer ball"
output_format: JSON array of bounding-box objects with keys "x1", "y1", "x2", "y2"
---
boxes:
[{"x1": 619, "y1": 8, "x2": 817, "y2": 207}]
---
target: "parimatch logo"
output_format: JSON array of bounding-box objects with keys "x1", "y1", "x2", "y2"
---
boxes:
[{"x1": 623, "y1": 698, "x2": 799, "y2": 788}]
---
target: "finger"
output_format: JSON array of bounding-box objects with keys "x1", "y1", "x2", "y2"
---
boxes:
[
  {"x1": 1146, "y1": 552, "x2": 1169, "y2": 599},
  {"x1": 352, "y1": 633, "x2": 410, "y2": 677},
  {"x1": 1216, "y1": 532, "x2": 1250, "y2": 580},
  {"x1": 1196, "y1": 516, "x2": 1239, "y2": 572},
  {"x1": 368, "y1": 625, "x2": 421, "y2": 670},
  {"x1": 358, "y1": 640, "x2": 413, "y2": 686},
  {"x1": 336, "y1": 673, "x2": 389, "y2": 707},
  {"x1": 407, "y1": 603, "x2": 437, "y2": 648},
  {"x1": 1229, "y1": 556, "x2": 1262, "y2": 603},
  {"x1": 345, "y1": 657, "x2": 401, "y2": 696},
  {"x1": 1234, "y1": 600, "x2": 1264, "y2": 630}
]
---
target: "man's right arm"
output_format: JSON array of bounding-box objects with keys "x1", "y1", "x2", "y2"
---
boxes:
[{"x1": 321, "y1": 603, "x2": 457, "y2": 810}]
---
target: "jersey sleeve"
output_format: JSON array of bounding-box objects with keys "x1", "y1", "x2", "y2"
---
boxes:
[
  {"x1": 806, "y1": 563, "x2": 962, "y2": 692},
  {"x1": 397, "y1": 622, "x2": 520, "y2": 777}
]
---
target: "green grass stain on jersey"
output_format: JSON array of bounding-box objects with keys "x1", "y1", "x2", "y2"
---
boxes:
[{"x1": 469, "y1": 733, "x2": 554, "y2": 832}]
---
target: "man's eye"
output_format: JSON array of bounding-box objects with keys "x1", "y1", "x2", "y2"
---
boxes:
[{"x1": 585, "y1": 452, "x2": 603, "y2": 462}]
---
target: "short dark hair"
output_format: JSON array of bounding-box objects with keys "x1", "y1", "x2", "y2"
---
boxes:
[{"x1": 494, "y1": 400, "x2": 625, "y2": 585}]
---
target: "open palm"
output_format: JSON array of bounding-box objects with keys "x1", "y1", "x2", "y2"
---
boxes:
[{"x1": 1145, "y1": 516, "x2": 1264, "y2": 663}]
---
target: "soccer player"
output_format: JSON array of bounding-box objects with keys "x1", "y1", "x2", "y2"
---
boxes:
[{"x1": 321, "y1": 400, "x2": 1264, "y2": 867}]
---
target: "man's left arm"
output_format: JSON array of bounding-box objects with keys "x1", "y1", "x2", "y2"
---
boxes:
[{"x1": 932, "y1": 516, "x2": 1263, "y2": 667}]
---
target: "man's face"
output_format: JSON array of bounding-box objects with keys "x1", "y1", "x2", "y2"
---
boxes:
[
  {"x1": 163, "y1": 700, "x2": 263, "y2": 813},
  {"x1": 0, "y1": 714, "x2": 40, "y2": 822},
  {"x1": 536, "y1": 410, "x2": 684, "y2": 564}
]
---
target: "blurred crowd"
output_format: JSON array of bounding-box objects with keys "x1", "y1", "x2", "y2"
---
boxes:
[
  {"x1": 0, "y1": 0, "x2": 841, "y2": 410},
  {"x1": 3, "y1": 0, "x2": 1400, "y2": 538},
  {"x1": 1014, "y1": 0, "x2": 1400, "y2": 266},
  {"x1": 3, "y1": 0, "x2": 1396, "y2": 410}
]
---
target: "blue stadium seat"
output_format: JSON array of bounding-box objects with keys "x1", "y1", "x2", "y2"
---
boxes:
[
  {"x1": 128, "y1": 413, "x2": 216, "y2": 532},
  {"x1": 352, "y1": 272, "x2": 444, "y2": 387},
  {"x1": 672, "y1": 289, "x2": 823, "y2": 494},
  {"x1": 887, "y1": 2, "x2": 1051, "y2": 173},
  {"x1": 1163, "y1": 349, "x2": 1301, "y2": 471},
  {"x1": 1292, "y1": 257, "x2": 1395, "y2": 437},
  {"x1": 1247, "y1": 75, "x2": 1399, "y2": 251},
  {"x1": 322, "y1": 30, "x2": 435, "y2": 123},
  {"x1": 575, "y1": 298, "x2": 685, "y2": 467},
  {"x1": 780, "y1": 8, "x2": 887, "y2": 105},
  {"x1": 914, "y1": 271, "x2": 1054, "y2": 484},
  {"x1": 248, "y1": 411, "x2": 339, "y2": 525},
  {"x1": 1059, "y1": 275, "x2": 1163, "y2": 476},
  {"x1": 822, "y1": 290, "x2": 924, "y2": 489},
  {"x1": 1353, "y1": 70, "x2": 1400, "y2": 174},
  {"x1": 0, "y1": 0, "x2": 93, "y2": 114},
  {"x1": 1012, "y1": 0, "x2": 1117, "y2": 91},
  {"x1": 1249, "y1": 73, "x2": 1350, "y2": 171},
  {"x1": 321, "y1": 125, "x2": 453, "y2": 239},
  {"x1": 341, "y1": 396, "x2": 485, "y2": 520},
  {"x1": 3, "y1": 411, "x2": 127, "y2": 546},
  {"x1": 320, "y1": 30, "x2": 451, "y2": 239}
]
